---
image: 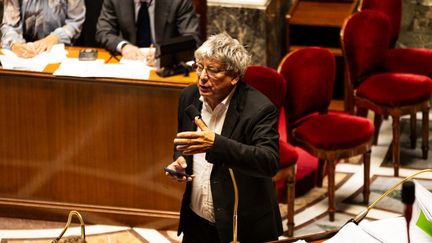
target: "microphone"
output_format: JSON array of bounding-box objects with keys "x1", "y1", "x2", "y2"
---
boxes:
[
  {"x1": 185, "y1": 105, "x2": 207, "y2": 127},
  {"x1": 350, "y1": 169, "x2": 431, "y2": 225},
  {"x1": 184, "y1": 104, "x2": 240, "y2": 243},
  {"x1": 185, "y1": 104, "x2": 201, "y2": 119},
  {"x1": 402, "y1": 181, "x2": 415, "y2": 243}
]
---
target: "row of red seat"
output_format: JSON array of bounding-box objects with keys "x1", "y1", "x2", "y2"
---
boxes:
[{"x1": 242, "y1": 0, "x2": 432, "y2": 237}]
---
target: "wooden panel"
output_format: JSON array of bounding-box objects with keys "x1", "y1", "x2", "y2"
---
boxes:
[
  {"x1": 0, "y1": 68, "x2": 194, "y2": 227},
  {"x1": 288, "y1": 1, "x2": 356, "y2": 27}
]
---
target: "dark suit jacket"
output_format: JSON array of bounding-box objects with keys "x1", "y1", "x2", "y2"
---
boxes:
[
  {"x1": 175, "y1": 82, "x2": 283, "y2": 243},
  {"x1": 95, "y1": 0, "x2": 200, "y2": 53},
  {"x1": 75, "y1": 0, "x2": 104, "y2": 47}
]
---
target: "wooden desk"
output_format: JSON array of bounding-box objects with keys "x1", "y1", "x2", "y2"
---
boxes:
[
  {"x1": 269, "y1": 230, "x2": 337, "y2": 243},
  {"x1": 0, "y1": 47, "x2": 197, "y2": 229}
]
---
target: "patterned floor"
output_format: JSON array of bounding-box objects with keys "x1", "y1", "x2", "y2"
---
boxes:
[
  {"x1": 1, "y1": 113, "x2": 431, "y2": 242},
  {"x1": 280, "y1": 113, "x2": 432, "y2": 239}
]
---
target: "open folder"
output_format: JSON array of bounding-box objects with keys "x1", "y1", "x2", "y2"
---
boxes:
[{"x1": 324, "y1": 180, "x2": 432, "y2": 243}]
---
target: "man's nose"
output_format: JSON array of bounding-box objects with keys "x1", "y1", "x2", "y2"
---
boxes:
[{"x1": 199, "y1": 69, "x2": 209, "y2": 80}]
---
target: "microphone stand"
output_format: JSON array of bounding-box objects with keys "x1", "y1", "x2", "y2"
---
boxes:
[
  {"x1": 351, "y1": 169, "x2": 432, "y2": 224},
  {"x1": 229, "y1": 168, "x2": 240, "y2": 243},
  {"x1": 52, "y1": 210, "x2": 86, "y2": 243}
]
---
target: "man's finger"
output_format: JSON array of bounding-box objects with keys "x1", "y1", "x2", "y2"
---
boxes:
[
  {"x1": 195, "y1": 117, "x2": 208, "y2": 131},
  {"x1": 176, "y1": 131, "x2": 200, "y2": 138}
]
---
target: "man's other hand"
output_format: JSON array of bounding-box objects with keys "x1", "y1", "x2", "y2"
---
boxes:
[
  {"x1": 165, "y1": 156, "x2": 193, "y2": 182},
  {"x1": 121, "y1": 44, "x2": 145, "y2": 60}
]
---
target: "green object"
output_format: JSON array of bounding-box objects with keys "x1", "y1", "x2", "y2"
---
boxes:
[{"x1": 416, "y1": 209, "x2": 432, "y2": 237}]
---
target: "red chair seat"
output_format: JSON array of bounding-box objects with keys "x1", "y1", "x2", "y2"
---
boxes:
[
  {"x1": 279, "y1": 140, "x2": 298, "y2": 168},
  {"x1": 294, "y1": 114, "x2": 374, "y2": 150},
  {"x1": 357, "y1": 73, "x2": 432, "y2": 107}
]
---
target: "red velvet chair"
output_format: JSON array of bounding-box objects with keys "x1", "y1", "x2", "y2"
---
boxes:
[
  {"x1": 278, "y1": 47, "x2": 374, "y2": 221},
  {"x1": 358, "y1": 0, "x2": 432, "y2": 148},
  {"x1": 341, "y1": 10, "x2": 432, "y2": 177},
  {"x1": 243, "y1": 65, "x2": 298, "y2": 236},
  {"x1": 359, "y1": 0, "x2": 432, "y2": 76}
]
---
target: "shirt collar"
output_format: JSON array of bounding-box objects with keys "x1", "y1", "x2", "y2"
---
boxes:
[
  {"x1": 135, "y1": 0, "x2": 153, "y2": 5},
  {"x1": 200, "y1": 86, "x2": 237, "y2": 113}
]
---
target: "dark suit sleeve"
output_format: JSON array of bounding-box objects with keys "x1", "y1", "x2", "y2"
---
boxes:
[
  {"x1": 95, "y1": 0, "x2": 124, "y2": 53},
  {"x1": 206, "y1": 103, "x2": 280, "y2": 178},
  {"x1": 174, "y1": 0, "x2": 202, "y2": 45}
]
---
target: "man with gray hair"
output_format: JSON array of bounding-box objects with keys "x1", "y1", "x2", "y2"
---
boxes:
[{"x1": 165, "y1": 32, "x2": 283, "y2": 243}]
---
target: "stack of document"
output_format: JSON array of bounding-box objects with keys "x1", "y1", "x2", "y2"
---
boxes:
[
  {"x1": 410, "y1": 180, "x2": 432, "y2": 242},
  {"x1": 0, "y1": 44, "x2": 67, "y2": 71}
]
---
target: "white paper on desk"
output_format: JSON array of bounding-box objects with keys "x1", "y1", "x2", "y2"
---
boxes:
[
  {"x1": 323, "y1": 222, "x2": 381, "y2": 243},
  {"x1": 413, "y1": 180, "x2": 432, "y2": 222},
  {"x1": 53, "y1": 58, "x2": 106, "y2": 77},
  {"x1": 410, "y1": 180, "x2": 432, "y2": 242},
  {"x1": 360, "y1": 214, "x2": 432, "y2": 243},
  {"x1": 94, "y1": 63, "x2": 153, "y2": 79},
  {"x1": 54, "y1": 58, "x2": 153, "y2": 80},
  {"x1": 360, "y1": 217, "x2": 407, "y2": 243},
  {"x1": 0, "y1": 44, "x2": 67, "y2": 71}
]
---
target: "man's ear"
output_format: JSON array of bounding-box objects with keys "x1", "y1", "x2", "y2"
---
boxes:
[{"x1": 231, "y1": 76, "x2": 240, "y2": 85}]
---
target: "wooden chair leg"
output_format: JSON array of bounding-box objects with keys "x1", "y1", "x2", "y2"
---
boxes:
[
  {"x1": 392, "y1": 116, "x2": 401, "y2": 177},
  {"x1": 422, "y1": 107, "x2": 429, "y2": 159},
  {"x1": 363, "y1": 150, "x2": 371, "y2": 205},
  {"x1": 286, "y1": 165, "x2": 296, "y2": 237},
  {"x1": 373, "y1": 114, "x2": 382, "y2": 145},
  {"x1": 317, "y1": 159, "x2": 326, "y2": 188},
  {"x1": 410, "y1": 112, "x2": 417, "y2": 149},
  {"x1": 327, "y1": 160, "x2": 336, "y2": 221},
  {"x1": 356, "y1": 107, "x2": 368, "y2": 118}
]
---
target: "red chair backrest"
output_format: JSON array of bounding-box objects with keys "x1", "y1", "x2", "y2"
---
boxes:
[
  {"x1": 243, "y1": 65, "x2": 288, "y2": 141},
  {"x1": 359, "y1": 0, "x2": 402, "y2": 47},
  {"x1": 243, "y1": 65, "x2": 287, "y2": 110},
  {"x1": 341, "y1": 10, "x2": 392, "y2": 88},
  {"x1": 278, "y1": 47, "x2": 335, "y2": 125}
]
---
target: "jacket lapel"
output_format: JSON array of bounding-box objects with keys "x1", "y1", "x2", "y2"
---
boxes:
[{"x1": 221, "y1": 83, "x2": 244, "y2": 138}]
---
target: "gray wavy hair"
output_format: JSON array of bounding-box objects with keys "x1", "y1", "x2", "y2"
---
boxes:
[{"x1": 194, "y1": 32, "x2": 251, "y2": 78}]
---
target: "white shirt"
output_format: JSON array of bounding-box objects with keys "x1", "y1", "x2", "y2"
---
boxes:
[{"x1": 190, "y1": 87, "x2": 236, "y2": 223}]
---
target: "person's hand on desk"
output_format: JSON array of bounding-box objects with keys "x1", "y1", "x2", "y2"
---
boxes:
[
  {"x1": 11, "y1": 42, "x2": 38, "y2": 58},
  {"x1": 174, "y1": 117, "x2": 215, "y2": 155},
  {"x1": 121, "y1": 44, "x2": 146, "y2": 60},
  {"x1": 33, "y1": 34, "x2": 60, "y2": 54}
]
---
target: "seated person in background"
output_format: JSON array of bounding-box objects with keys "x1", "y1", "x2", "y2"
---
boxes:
[
  {"x1": 74, "y1": 0, "x2": 104, "y2": 47},
  {"x1": 96, "y1": 0, "x2": 201, "y2": 60},
  {"x1": 1, "y1": 0, "x2": 86, "y2": 58}
]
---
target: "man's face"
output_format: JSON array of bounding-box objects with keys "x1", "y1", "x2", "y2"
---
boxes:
[{"x1": 195, "y1": 58, "x2": 238, "y2": 105}]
